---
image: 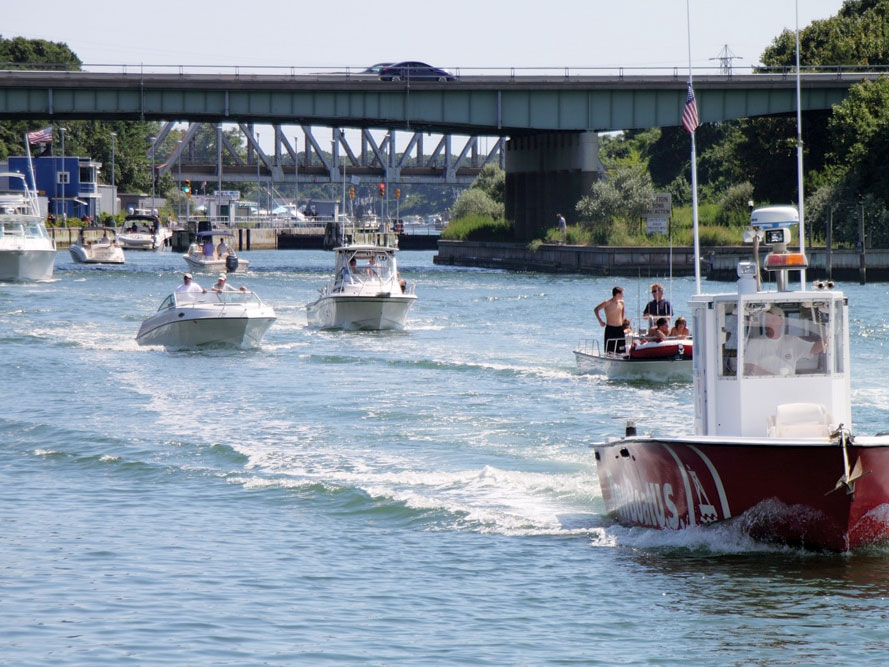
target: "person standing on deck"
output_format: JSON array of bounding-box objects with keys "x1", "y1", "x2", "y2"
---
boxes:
[{"x1": 594, "y1": 286, "x2": 626, "y2": 354}]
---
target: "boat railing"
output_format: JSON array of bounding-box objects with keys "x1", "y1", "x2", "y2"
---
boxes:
[{"x1": 171, "y1": 290, "x2": 263, "y2": 309}]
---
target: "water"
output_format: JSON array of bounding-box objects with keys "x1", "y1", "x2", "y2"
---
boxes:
[{"x1": 4, "y1": 249, "x2": 889, "y2": 664}]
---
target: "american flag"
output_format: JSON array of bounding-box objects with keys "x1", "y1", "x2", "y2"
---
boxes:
[
  {"x1": 27, "y1": 126, "x2": 53, "y2": 144},
  {"x1": 681, "y1": 83, "x2": 700, "y2": 134}
]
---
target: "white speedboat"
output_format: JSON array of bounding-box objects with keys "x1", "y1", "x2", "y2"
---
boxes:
[
  {"x1": 117, "y1": 210, "x2": 172, "y2": 251},
  {"x1": 69, "y1": 228, "x2": 125, "y2": 265},
  {"x1": 0, "y1": 171, "x2": 55, "y2": 282},
  {"x1": 306, "y1": 226, "x2": 416, "y2": 330},
  {"x1": 183, "y1": 231, "x2": 248, "y2": 273},
  {"x1": 136, "y1": 289, "x2": 276, "y2": 349},
  {"x1": 574, "y1": 335, "x2": 692, "y2": 381}
]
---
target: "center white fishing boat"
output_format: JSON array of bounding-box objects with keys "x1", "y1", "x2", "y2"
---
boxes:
[
  {"x1": 69, "y1": 227, "x2": 125, "y2": 265},
  {"x1": 0, "y1": 167, "x2": 55, "y2": 282},
  {"x1": 306, "y1": 223, "x2": 417, "y2": 330},
  {"x1": 574, "y1": 334, "x2": 692, "y2": 381},
  {"x1": 593, "y1": 206, "x2": 889, "y2": 551},
  {"x1": 117, "y1": 209, "x2": 172, "y2": 251},
  {"x1": 183, "y1": 231, "x2": 248, "y2": 273},
  {"x1": 136, "y1": 288, "x2": 276, "y2": 349}
]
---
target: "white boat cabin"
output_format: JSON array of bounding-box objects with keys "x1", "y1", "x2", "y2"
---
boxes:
[{"x1": 690, "y1": 206, "x2": 851, "y2": 438}]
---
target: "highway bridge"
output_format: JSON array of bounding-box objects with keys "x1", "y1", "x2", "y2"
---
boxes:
[{"x1": 0, "y1": 69, "x2": 875, "y2": 238}]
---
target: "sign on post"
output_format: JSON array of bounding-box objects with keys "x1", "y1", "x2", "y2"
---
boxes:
[{"x1": 646, "y1": 193, "x2": 672, "y2": 235}]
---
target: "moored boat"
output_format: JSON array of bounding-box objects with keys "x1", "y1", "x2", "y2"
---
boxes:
[
  {"x1": 136, "y1": 288, "x2": 276, "y2": 349},
  {"x1": 69, "y1": 227, "x2": 125, "y2": 265},
  {"x1": 0, "y1": 170, "x2": 55, "y2": 282},
  {"x1": 593, "y1": 207, "x2": 889, "y2": 551},
  {"x1": 306, "y1": 223, "x2": 416, "y2": 330}
]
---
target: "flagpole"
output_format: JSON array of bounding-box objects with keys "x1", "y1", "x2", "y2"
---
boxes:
[
  {"x1": 687, "y1": 0, "x2": 701, "y2": 294},
  {"x1": 795, "y1": 0, "x2": 806, "y2": 289}
]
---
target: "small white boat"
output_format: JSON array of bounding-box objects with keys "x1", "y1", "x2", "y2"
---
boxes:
[
  {"x1": 136, "y1": 289, "x2": 276, "y2": 349},
  {"x1": 574, "y1": 335, "x2": 692, "y2": 381},
  {"x1": 69, "y1": 228, "x2": 125, "y2": 265},
  {"x1": 183, "y1": 231, "x2": 248, "y2": 273},
  {"x1": 306, "y1": 226, "x2": 416, "y2": 330},
  {"x1": 0, "y1": 171, "x2": 55, "y2": 282},
  {"x1": 117, "y1": 210, "x2": 172, "y2": 251}
]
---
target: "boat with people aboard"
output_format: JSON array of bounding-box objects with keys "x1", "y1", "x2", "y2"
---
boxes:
[
  {"x1": 306, "y1": 221, "x2": 417, "y2": 330},
  {"x1": 183, "y1": 230, "x2": 248, "y2": 273},
  {"x1": 574, "y1": 333, "x2": 692, "y2": 381},
  {"x1": 0, "y1": 168, "x2": 55, "y2": 282},
  {"x1": 117, "y1": 208, "x2": 172, "y2": 251},
  {"x1": 136, "y1": 281, "x2": 276, "y2": 349},
  {"x1": 593, "y1": 205, "x2": 889, "y2": 551},
  {"x1": 69, "y1": 227, "x2": 125, "y2": 265}
]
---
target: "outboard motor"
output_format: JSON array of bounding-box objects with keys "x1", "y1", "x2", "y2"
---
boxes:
[{"x1": 225, "y1": 253, "x2": 239, "y2": 273}]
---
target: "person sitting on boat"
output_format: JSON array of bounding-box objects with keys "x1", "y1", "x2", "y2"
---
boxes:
[
  {"x1": 743, "y1": 306, "x2": 824, "y2": 377},
  {"x1": 365, "y1": 255, "x2": 378, "y2": 276},
  {"x1": 594, "y1": 286, "x2": 626, "y2": 355},
  {"x1": 101, "y1": 230, "x2": 109, "y2": 243},
  {"x1": 175, "y1": 273, "x2": 206, "y2": 299},
  {"x1": 669, "y1": 316, "x2": 689, "y2": 338},
  {"x1": 212, "y1": 273, "x2": 246, "y2": 293},
  {"x1": 202, "y1": 238, "x2": 216, "y2": 259},
  {"x1": 643, "y1": 283, "x2": 672, "y2": 328},
  {"x1": 646, "y1": 317, "x2": 670, "y2": 342}
]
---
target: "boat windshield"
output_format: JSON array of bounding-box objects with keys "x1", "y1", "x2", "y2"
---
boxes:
[
  {"x1": 719, "y1": 299, "x2": 837, "y2": 378},
  {"x1": 170, "y1": 291, "x2": 262, "y2": 308}
]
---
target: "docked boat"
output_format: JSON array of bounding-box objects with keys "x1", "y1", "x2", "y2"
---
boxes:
[
  {"x1": 136, "y1": 288, "x2": 276, "y2": 349},
  {"x1": 574, "y1": 335, "x2": 692, "y2": 381},
  {"x1": 117, "y1": 209, "x2": 172, "y2": 251},
  {"x1": 0, "y1": 170, "x2": 55, "y2": 282},
  {"x1": 306, "y1": 224, "x2": 417, "y2": 330},
  {"x1": 183, "y1": 231, "x2": 248, "y2": 273},
  {"x1": 593, "y1": 206, "x2": 889, "y2": 551},
  {"x1": 69, "y1": 227, "x2": 125, "y2": 265}
]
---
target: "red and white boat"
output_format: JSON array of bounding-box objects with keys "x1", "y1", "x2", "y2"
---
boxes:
[
  {"x1": 574, "y1": 335, "x2": 692, "y2": 382},
  {"x1": 593, "y1": 206, "x2": 889, "y2": 551}
]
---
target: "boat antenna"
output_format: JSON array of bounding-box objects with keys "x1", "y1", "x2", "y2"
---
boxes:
[
  {"x1": 795, "y1": 0, "x2": 807, "y2": 289},
  {"x1": 685, "y1": 0, "x2": 702, "y2": 294}
]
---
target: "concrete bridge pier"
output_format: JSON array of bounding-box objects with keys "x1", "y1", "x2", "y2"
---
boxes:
[{"x1": 505, "y1": 131, "x2": 602, "y2": 241}]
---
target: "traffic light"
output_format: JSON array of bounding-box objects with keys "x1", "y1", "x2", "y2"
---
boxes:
[
  {"x1": 378, "y1": 183, "x2": 386, "y2": 198},
  {"x1": 395, "y1": 188, "x2": 401, "y2": 200},
  {"x1": 349, "y1": 186, "x2": 355, "y2": 200},
  {"x1": 183, "y1": 180, "x2": 191, "y2": 197}
]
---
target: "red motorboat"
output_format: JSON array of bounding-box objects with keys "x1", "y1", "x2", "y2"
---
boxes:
[{"x1": 593, "y1": 206, "x2": 889, "y2": 551}]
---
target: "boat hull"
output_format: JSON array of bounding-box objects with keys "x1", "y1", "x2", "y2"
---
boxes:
[
  {"x1": 0, "y1": 248, "x2": 55, "y2": 281},
  {"x1": 574, "y1": 349, "x2": 691, "y2": 381},
  {"x1": 183, "y1": 255, "x2": 249, "y2": 273},
  {"x1": 136, "y1": 307, "x2": 275, "y2": 348},
  {"x1": 306, "y1": 294, "x2": 416, "y2": 330},
  {"x1": 69, "y1": 244, "x2": 125, "y2": 264},
  {"x1": 592, "y1": 435, "x2": 889, "y2": 551}
]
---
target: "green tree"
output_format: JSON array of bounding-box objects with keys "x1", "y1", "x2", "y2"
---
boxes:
[
  {"x1": 470, "y1": 163, "x2": 504, "y2": 203},
  {"x1": 575, "y1": 163, "x2": 655, "y2": 243},
  {"x1": 452, "y1": 188, "x2": 503, "y2": 220}
]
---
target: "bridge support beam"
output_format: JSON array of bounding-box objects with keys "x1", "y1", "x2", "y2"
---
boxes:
[{"x1": 505, "y1": 131, "x2": 602, "y2": 241}]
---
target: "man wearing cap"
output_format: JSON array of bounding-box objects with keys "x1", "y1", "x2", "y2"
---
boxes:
[
  {"x1": 744, "y1": 305, "x2": 824, "y2": 376},
  {"x1": 211, "y1": 273, "x2": 246, "y2": 293},
  {"x1": 175, "y1": 273, "x2": 206, "y2": 300}
]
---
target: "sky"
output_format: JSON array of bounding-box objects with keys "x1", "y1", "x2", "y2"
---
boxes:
[{"x1": 3, "y1": 0, "x2": 847, "y2": 73}]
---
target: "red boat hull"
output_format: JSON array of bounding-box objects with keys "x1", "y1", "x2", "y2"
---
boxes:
[{"x1": 593, "y1": 437, "x2": 889, "y2": 551}]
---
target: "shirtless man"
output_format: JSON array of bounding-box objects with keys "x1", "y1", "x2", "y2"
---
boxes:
[{"x1": 594, "y1": 286, "x2": 626, "y2": 354}]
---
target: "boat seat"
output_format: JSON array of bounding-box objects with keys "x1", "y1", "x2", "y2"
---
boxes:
[{"x1": 767, "y1": 402, "x2": 832, "y2": 438}]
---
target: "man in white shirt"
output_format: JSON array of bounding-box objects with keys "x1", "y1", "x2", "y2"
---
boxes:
[
  {"x1": 744, "y1": 306, "x2": 823, "y2": 376},
  {"x1": 175, "y1": 273, "x2": 206, "y2": 300}
]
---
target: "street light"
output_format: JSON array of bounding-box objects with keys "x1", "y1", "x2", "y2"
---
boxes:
[
  {"x1": 256, "y1": 130, "x2": 261, "y2": 216},
  {"x1": 148, "y1": 135, "x2": 156, "y2": 210},
  {"x1": 110, "y1": 132, "x2": 116, "y2": 215}
]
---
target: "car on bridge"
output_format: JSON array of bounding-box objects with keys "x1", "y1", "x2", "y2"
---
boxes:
[{"x1": 379, "y1": 62, "x2": 456, "y2": 82}]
